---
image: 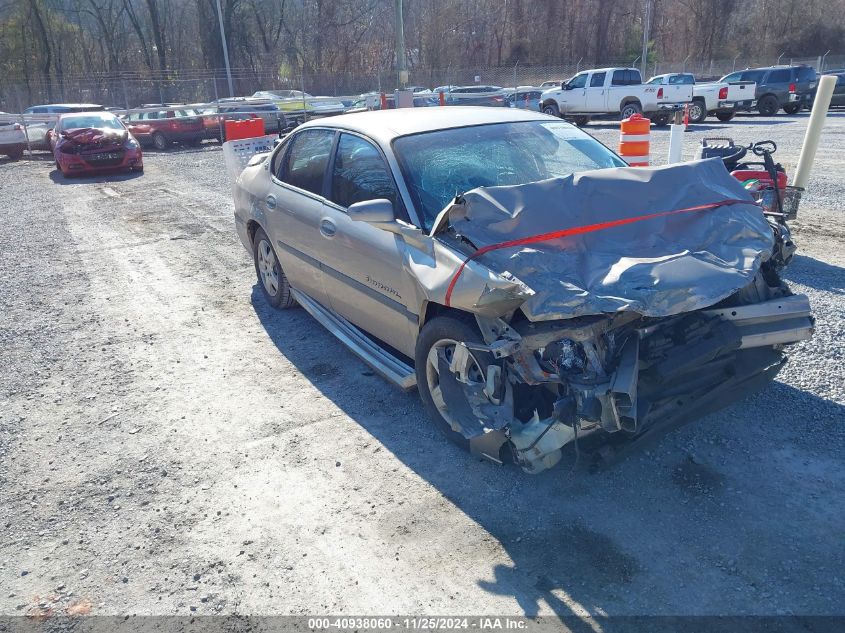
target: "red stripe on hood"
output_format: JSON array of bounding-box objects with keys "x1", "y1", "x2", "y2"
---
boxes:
[{"x1": 443, "y1": 198, "x2": 751, "y2": 307}]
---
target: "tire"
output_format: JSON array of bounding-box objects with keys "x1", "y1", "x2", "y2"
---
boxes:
[
  {"x1": 782, "y1": 103, "x2": 801, "y2": 115},
  {"x1": 253, "y1": 227, "x2": 295, "y2": 309},
  {"x1": 572, "y1": 115, "x2": 590, "y2": 127},
  {"x1": 542, "y1": 102, "x2": 560, "y2": 117},
  {"x1": 688, "y1": 99, "x2": 707, "y2": 123},
  {"x1": 620, "y1": 101, "x2": 642, "y2": 120},
  {"x1": 651, "y1": 113, "x2": 671, "y2": 127},
  {"x1": 715, "y1": 111, "x2": 736, "y2": 122},
  {"x1": 415, "y1": 314, "x2": 492, "y2": 451},
  {"x1": 132, "y1": 166, "x2": 144, "y2": 173},
  {"x1": 187, "y1": 137, "x2": 203, "y2": 147},
  {"x1": 757, "y1": 95, "x2": 779, "y2": 116},
  {"x1": 152, "y1": 132, "x2": 168, "y2": 151}
]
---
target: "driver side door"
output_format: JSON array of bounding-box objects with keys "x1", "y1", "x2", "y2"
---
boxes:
[{"x1": 318, "y1": 132, "x2": 417, "y2": 358}]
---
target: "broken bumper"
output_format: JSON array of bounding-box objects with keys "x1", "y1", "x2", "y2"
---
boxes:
[{"x1": 454, "y1": 294, "x2": 813, "y2": 474}]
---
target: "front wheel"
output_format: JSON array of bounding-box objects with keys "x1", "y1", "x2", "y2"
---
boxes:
[
  {"x1": 253, "y1": 227, "x2": 295, "y2": 309},
  {"x1": 620, "y1": 102, "x2": 642, "y2": 119},
  {"x1": 542, "y1": 102, "x2": 561, "y2": 117},
  {"x1": 782, "y1": 103, "x2": 801, "y2": 115},
  {"x1": 688, "y1": 100, "x2": 707, "y2": 123},
  {"x1": 715, "y1": 111, "x2": 736, "y2": 122},
  {"x1": 651, "y1": 113, "x2": 671, "y2": 127},
  {"x1": 415, "y1": 315, "x2": 492, "y2": 451}
]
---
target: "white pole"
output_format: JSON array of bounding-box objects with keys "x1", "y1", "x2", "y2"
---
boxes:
[
  {"x1": 791, "y1": 74, "x2": 836, "y2": 190},
  {"x1": 667, "y1": 123, "x2": 684, "y2": 164},
  {"x1": 214, "y1": 0, "x2": 234, "y2": 97}
]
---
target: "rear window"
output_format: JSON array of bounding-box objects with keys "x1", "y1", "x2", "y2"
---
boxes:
[
  {"x1": 611, "y1": 69, "x2": 640, "y2": 86},
  {"x1": 669, "y1": 74, "x2": 694, "y2": 85}
]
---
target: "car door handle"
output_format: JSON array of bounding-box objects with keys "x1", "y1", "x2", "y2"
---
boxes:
[
  {"x1": 265, "y1": 194, "x2": 276, "y2": 210},
  {"x1": 319, "y1": 218, "x2": 336, "y2": 238}
]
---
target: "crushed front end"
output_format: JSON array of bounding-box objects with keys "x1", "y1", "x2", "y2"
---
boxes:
[{"x1": 426, "y1": 160, "x2": 813, "y2": 473}]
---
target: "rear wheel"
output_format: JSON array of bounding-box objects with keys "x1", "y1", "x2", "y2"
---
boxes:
[
  {"x1": 620, "y1": 101, "x2": 642, "y2": 119},
  {"x1": 415, "y1": 315, "x2": 491, "y2": 451},
  {"x1": 571, "y1": 115, "x2": 590, "y2": 127},
  {"x1": 542, "y1": 102, "x2": 560, "y2": 117},
  {"x1": 757, "y1": 95, "x2": 779, "y2": 116},
  {"x1": 253, "y1": 227, "x2": 295, "y2": 309},
  {"x1": 782, "y1": 103, "x2": 801, "y2": 115},
  {"x1": 152, "y1": 132, "x2": 168, "y2": 151},
  {"x1": 715, "y1": 111, "x2": 736, "y2": 122},
  {"x1": 688, "y1": 99, "x2": 707, "y2": 123}
]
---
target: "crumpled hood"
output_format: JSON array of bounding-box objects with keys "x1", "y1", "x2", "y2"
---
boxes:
[
  {"x1": 443, "y1": 159, "x2": 775, "y2": 320},
  {"x1": 61, "y1": 127, "x2": 128, "y2": 148}
]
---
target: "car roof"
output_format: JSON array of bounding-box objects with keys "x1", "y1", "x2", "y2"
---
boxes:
[
  {"x1": 297, "y1": 106, "x2": 550, "y2": 144},
  {"x1": 29, "y1": 103, "x2": 103, "y2": 108}
]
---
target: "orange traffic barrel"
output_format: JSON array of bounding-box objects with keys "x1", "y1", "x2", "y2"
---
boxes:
[
  {"x1": 224, "y1": 118, "x2": 264, "y2": 141},
  {"x1": 619, "y1": 113, "x2": 650, "y2": 166}
]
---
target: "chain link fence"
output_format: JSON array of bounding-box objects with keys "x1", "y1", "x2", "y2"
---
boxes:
[{"x1": 3, "y1": 53, "x2": 843, "y2": 112}]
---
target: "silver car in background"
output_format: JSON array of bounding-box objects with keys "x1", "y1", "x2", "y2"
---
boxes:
[{"x1": 233, "y1": 108, "x2": 812, "y2": 473}]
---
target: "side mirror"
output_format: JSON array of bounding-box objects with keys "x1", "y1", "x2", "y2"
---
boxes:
[
  {"x1": 347, "y1": 198, "x2": 395, "y2": 225},
  {"x1": 561, "y1": 82, "x2": 567, "y2": 90}
]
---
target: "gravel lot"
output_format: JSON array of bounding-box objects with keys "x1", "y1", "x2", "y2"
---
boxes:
[{"x1": 1, "y1": 112, "x2": 843, "y2": 621}]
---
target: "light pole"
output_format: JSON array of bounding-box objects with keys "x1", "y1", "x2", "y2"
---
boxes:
[
  {"x1": 641, "y1": 0, "x2": 652, "y2": 77},
  {"x1": 395, "y1": 0, "x2": 407, "y2": 89},
  {"x1": 214, "y1": 0, "x2": 234, "y2": 97}
]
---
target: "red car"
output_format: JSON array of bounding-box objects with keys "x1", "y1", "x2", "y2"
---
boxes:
[
  {"x1": 124, "y1": 107, "x2": 205, "y2": 150},
  {"x1": 50, "y1": 111, "x2": 143, "y2": 177}
]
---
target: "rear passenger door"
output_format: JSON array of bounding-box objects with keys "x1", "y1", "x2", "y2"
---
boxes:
[
  {"x1": 265, "y1": 128, "x2": 336, "y2": 305},
  {"x1": 319, "y1": 132, "x2": 417, "y2": 358}
]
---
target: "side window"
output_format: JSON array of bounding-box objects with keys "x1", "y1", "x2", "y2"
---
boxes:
[
  {"x1": 741, "y1": 70, "x2": 765, "y2": 83},
  {"x1": 331, "y1": 134, "x2": 398, "y2": 209},
  {"x1": 568, "y1": 73, "x2": 588, "y2": 89},
  {"x1": 798, "y1": 67, "x2": 817, "y2": 82},
  {"x1": 768, "y1": 69, "x2": 791, "y2": 83},
  {"x1": 627, "y1": 70, "x2": 642, "y2": 84},
  {"x1": 611, "y1": 70, "x2": 627, "y2": 86},
  {"x1": 590, "y1": 72, "x2": 606, "y2": 87},
  {"x1": 278, "y1": 129, "x2": 334, "y2": 196}
]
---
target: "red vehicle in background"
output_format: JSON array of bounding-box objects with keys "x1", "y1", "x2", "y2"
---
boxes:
[
  {"x1": 50, "y1": 112, "x2": 143, "y2": 177},
  {"x1": 123, "y1": 106, "x2": 205, "y2": 150}
]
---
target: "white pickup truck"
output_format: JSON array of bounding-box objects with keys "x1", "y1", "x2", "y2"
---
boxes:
[
  {"x1": 646, "y1": 73, "x2": 757, "y2": 123},
  {"x1": 539, "y1": 67, "x2": 691, "y2": 126}
]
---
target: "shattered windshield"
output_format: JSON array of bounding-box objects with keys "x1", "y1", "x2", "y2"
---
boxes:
[{"x1": 393, "y1": 121, "x2": 626, "y2": 229}]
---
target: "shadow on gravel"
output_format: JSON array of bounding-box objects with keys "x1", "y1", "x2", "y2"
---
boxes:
[
  {"x1": 48, "y1": 169, "x2": 144, "y2": 185},
  {"x1": 250, "y1": 285, "x2": 845, "y2": 623},
  {"x1": 785, "y1": 254, "x2": 845, "y2": 295}
]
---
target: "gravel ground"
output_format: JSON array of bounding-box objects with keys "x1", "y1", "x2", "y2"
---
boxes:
[{"x1": 0, "y1": 112, "x2": 843, "y2": 621}]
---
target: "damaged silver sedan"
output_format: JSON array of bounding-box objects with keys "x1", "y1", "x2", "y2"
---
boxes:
[{"x1": 233, "y1": 107, "x2": 813, "y2": 473}]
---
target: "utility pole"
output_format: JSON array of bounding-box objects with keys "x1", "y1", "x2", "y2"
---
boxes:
[
  {"x1": 214, "y1": 0, "x2": 235, "y2": 97},
  {"x1": 641, "y1": 0, "x2": 652, "y2": 77},
  {"x1": 395, "y1": 0, "x2": 407, "y2": 88}
]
